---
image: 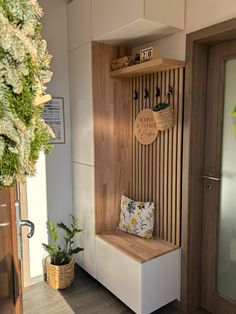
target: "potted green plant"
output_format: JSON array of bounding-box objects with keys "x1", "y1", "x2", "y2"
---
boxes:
[
  {"x1": 153, "y1": 90, "x2": 175, "y2": 131},
  {"x1": 42, "y1": 215, "x2": 84, "y2": 289}
]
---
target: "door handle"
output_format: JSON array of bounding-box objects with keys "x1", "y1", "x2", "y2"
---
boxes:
[
  {"x1": 0, "y1": 222, "x2": 10, "y2": 228},
  {"x1": 20, "y1": 220, "x2": 35, "y2": 238},
  {"x1": 202, "y1": 175, "x2": 221, "y2": 181}
]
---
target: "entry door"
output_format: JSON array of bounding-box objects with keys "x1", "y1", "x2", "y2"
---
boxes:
[
  {"x1": 0, "y1": 188, "x2": 23, "y2": 314},
  {"x1": 201, "y1": 40, "x2": 236, "y2": 313}
]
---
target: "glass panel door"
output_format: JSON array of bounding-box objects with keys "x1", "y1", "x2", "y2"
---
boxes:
[{"x1": 217, "y1": 59, "x2": 236, "y2": 301}]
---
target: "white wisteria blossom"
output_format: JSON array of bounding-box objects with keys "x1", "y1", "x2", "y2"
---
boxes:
[{"x1": 0, "y1": 0, "x2": 53, "y2": 187}]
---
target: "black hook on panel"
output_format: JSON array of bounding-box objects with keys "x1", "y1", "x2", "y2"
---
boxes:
[
  {"x1": 168, "y1": 85, "x2": 173, "y2": 95},
  {"x1": 155, "y1": 87, "x2": 161, "y2": 98},
  {"x1": 144, "y1": 88, "x2": 149, "y2": 99},
  {"x1": 134, "y1": 90, "x2": 138, "y2": 100}
]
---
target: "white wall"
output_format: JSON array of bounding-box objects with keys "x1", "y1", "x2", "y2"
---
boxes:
[
  {"x1": 26, "y1": 0, "x2": 72, "y2": 279},
  {"x1": 27, "y1": 153, "x2": 48, "y2": 278},
  {"x1": 133, "y1": 0, "x2": 236, "y2": 60},
  {"x1": 40, "y1": 0, "x2": 72, "y2": 224}
]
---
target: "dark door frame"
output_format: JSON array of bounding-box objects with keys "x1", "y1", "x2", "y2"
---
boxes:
[{"x1": 182, "y1": 17, "x2": 236, "y2": 313}]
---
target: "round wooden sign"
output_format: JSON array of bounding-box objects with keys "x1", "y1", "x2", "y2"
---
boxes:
[{"x1": 134, "y1": 109, "x2": 159, "y2": 145}]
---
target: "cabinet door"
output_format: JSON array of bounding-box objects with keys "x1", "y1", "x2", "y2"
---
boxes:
[
  {"x1": 68, "y1": 0, "x2": 91, "y2": 51},
  {"x1": 145, "y1": 0, "x2": 185, "y2": 29},
  {"x1": 72, "y1": 162, "x2": 96, "y2": 278},
  {"x1": 69, "y1": 43, "x2": 94, "y2": 166},
  {"x1": 92, "y1": 0, "x2": 143, "y2": 40}
]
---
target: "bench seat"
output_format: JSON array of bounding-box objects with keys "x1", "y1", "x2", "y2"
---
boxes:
[
  {"x1": 96, "y1": 230, "x2": 181, "y2": 314},
  {"x1": 97, "y1": 230, "x2": 178, "y2": 263}
]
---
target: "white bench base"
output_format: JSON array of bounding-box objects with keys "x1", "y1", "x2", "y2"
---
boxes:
[{"x1": 96, "y1": 236, "x2": 181, "y2": 314}]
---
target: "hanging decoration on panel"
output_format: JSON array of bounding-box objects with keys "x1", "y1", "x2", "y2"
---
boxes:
[
  {"x1": 0, "y1": 0, "x2": 54, "y2": 187},
  {"x1": 134, "y1": 109, "x2": 158, "y2": 145},
  {"x1": 153, "y1": 86, "x2": 175, "y2": 131}
]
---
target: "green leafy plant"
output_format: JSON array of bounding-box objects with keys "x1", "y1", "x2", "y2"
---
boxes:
[
  {"x1": 153, "y1": 102, "x2": 169, "y2": 112},
  {"x1": 0, "y1": 0, "x2": 53, "y2": 187},
  {"x1": 42, "y1": 215, "x2": 84, "y2": 266}
]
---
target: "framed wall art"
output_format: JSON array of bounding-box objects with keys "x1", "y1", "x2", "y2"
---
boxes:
[{"x1": 42, "y1": 97, "x2": 65, "y2": 144}]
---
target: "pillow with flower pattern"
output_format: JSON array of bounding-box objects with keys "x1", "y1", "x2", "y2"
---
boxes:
[{"x1": 117, "y1": 195, "x2": 155, "y2": 239}]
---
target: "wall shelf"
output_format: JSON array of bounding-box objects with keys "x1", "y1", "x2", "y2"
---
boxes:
[{"x1": 110, "y1": 58, "x2": 185, "y2": 78}]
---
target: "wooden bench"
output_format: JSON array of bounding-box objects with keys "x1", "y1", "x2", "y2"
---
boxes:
[{"x1": 96, "y1": 230, "x2": 181, "y2": 314}]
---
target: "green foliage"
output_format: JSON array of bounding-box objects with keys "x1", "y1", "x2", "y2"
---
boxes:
[
  {"x1": 29, "y1": 121, "x2": 53, "y2": 165},
  {"x1": 0, "y1": 0, "x2": 53, "y2": 187},
  {"x1": 0, "y1": 0, "x2": 42, "y2": 25},
  {"x1": 42, "y1": 215, "x2": 84, "y2": 266},
  {"x1": 7, "y1": 75, "x2": 36, "y2": 125},
  {"x1": 0, "y1": 145, "x2": 19, "y2": 176},
  {"x1": 153, "y1": 102, "x2": 169, "y2": 112},
  {"x1": 48, "y1": 221, "x2": 58, "y2": 243}
]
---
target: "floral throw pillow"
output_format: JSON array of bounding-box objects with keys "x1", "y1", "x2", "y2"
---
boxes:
[{"x1": 117, "y1": 195, "x2": 155, "y2": 239}]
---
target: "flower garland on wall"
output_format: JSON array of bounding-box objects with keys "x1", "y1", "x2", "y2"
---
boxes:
[{"x1": 0, "y1": 0, "x2": 53, "y2": 187}]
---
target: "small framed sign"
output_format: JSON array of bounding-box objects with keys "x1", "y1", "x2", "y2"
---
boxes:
[{"x1": 42, "y1": 97, "x2": 65, "y2": 144}]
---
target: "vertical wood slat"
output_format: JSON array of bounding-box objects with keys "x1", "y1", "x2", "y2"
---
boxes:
[
  {"x1": 176, "y1": 68, "x2": 184, "y2": 247},
  {"x1": 160, "y1": 71, "x2": 165, "y2": 240},
  {"x1": 168, "y1": 70, "x2": 173, "y2": 243},
  {"x1": 131, "y1": 67, "x2": 184, "y2": 246}
]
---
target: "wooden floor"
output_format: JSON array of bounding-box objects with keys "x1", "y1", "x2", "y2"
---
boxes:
[{"x1": 23, "y1": 267, "x2": 207, "y2": 314}]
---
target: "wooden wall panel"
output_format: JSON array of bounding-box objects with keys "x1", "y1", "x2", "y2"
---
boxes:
[
  {"x1": 92, "y1": 42, "x2": 132, "y2": 233},
  {"x1": 93, "y1": 42, "x2": 184, "y2": 246},
  {"x1": 131, "y1": 68, "x2": 184, "y2": 246}
]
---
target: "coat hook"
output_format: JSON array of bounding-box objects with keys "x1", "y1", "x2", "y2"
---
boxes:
[
  {"x1": 134, "y1": 90, "x2": 138, "y2": 100},
  {"x1": 155, "y1": 87, "x2": 161, "y2": 98},
  {"x1": 144, "y1": 89, "x2": 149, "y2": 99},
  {"x1": 168, "y1": 85, "x2": 173, "y2": 95}
]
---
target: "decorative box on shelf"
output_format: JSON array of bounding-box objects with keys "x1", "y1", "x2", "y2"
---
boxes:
[
  {"x1": 140, "y1": 47, "x2": 158, "y2": 63},
  {"x1": 111, "y1": 56, "x2": 133, "y2": 71}
]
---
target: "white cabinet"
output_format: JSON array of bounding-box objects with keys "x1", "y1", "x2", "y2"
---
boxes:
[
  {"x1": 69, "y1": 43, "x2": 94, "y2": 166},
  {"x1": 92, "y1": 0, "x2": 143, "y2": 41},
  {"x1": 96, "y1": 237, "x2": 181, "y2": 314},
  {"x1": 69, "y1": 1, "x2": 95, "y2": 279},
  {"x1": 92, "y1": 0, "x2": 185, "y2": 45},
  {"x1": 69, "y1": 0, "x2": 185, "y2": 47},
  {"x1": 68, "y1": 0, "x2": 91, "y2": 51},
  {"x1": 72, "y1": 162, "x2": 96, "y2": 278},
  {"x1": 145, "y1": 0, "x2": 185, "y2": 29},
  {"x1": 96, "y1": 237, "x2": 141, "y2": 313}
]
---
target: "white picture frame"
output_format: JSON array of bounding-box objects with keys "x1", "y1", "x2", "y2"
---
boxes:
[{"x1": 42, "y1": 97, "x2": 65, "y2": 144}]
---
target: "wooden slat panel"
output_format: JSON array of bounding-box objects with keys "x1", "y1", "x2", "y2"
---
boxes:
[
  {"x1": 176, "y1": 68, "x2": 184, "y2": 247},
  {"x1": 131, "y1": 67, "x2": 184, "y2": 246},
  {"x1": 168, "y1": 70, "x2": 174, "y2": 243},
  {"x1": 160, "y1": 72, "x2": 165, "y2": 240},
  {"x1": 93, "y1": 42, "x2": 184, "y2": 246}
]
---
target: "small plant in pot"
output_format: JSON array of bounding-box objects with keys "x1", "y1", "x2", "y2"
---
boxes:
[
  {"x1": 42, "y1": 215, "x2": 84, "y2": 289},
  {"x1": 153, "y1": 90, "x2": 175, "y2": 131}
]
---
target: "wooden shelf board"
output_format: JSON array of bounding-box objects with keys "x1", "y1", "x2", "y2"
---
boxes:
[
  {"x1": 110, "y1": 58, "x2": 185, "y2": 78},
  {"x1": 96, "y1": 229, "x2": 179, "y2": 263}
]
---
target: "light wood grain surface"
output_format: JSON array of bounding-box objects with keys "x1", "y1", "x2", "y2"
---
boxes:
[
  {"x1": 93, "y1": 43, "x2": 184, "y2": 247},
  {"x1": 97, "y1": 230, "x2": 178, "y2": 263},
  {"x1": 110, "y1": 58, "x2": 185, "y2": 78},
  {"x1": 131, "y1": 68, "x2": 184, "y2": 246},
  {"x1": 92, "y1": 42, "x2": 132, "y2": 234}
]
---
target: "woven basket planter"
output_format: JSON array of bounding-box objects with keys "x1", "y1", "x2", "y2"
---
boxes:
[
  {"x1": 153, "y1": 104, "x2": 175, "y2": 131},
  {"x1": 46, "y1": 257, "x2": 74, "y2": 289}
]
